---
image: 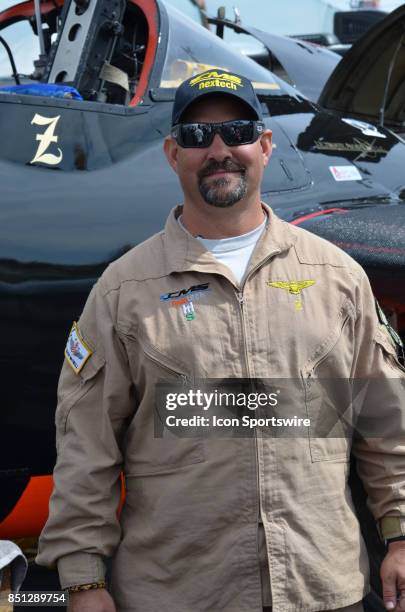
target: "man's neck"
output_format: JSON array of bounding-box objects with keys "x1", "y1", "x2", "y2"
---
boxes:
[{"x1": 180, "y1": 198, "x2": 266, "y2": 239}]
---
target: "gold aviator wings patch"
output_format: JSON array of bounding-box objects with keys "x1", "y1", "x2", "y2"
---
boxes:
[{"x1": 267, "y1": 280, "x2": 315, "y2": 295}]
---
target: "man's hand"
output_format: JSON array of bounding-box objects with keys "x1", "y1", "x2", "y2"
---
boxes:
[
  {"x1": 381, "y1": 541, "x2": 405, "y2": 610},
  {"x1": 67, "y1": 588, "x2": 116, "y2": 612}
]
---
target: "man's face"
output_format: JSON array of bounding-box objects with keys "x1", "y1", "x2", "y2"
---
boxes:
[{"x1": 164, "y1": 94, "x2": 272, "y2": 209}]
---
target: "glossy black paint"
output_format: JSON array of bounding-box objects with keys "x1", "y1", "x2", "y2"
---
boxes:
[
  {"x1": 319, "y1": 3, "x2": 405, "y2": 125},
  {"x1": 229, "y1": 23, "x2": 342, "y2": 101}
]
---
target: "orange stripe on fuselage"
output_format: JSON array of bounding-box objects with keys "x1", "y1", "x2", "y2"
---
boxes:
[
  {"x1": 0, "y1": 476, "x2": 54, "y2": 539},
  {"x1": 0, "y1": 474, "x2": 126, "y2": 539},
  {"x1": 129, "y1": 0, "x2": 159, "y2": 107}
]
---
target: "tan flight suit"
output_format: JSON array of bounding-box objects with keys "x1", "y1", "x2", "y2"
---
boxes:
[{"x1": 37, "y1": 203, "x2": 405, "y2": 612}]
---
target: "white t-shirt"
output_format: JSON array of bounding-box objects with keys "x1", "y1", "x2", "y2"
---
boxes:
[{"x1": 178, "y1": 212, "x2": 268, "y2": 285}]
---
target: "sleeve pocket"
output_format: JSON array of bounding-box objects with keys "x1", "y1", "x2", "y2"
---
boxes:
[
  {"x1": 55, "y1": 354, "x2": 106, "y2": 436},
  {"x1": 374, "y1": 326, "x2": 405, "y2": 375}
]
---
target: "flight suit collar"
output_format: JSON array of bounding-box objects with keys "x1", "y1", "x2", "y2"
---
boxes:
[{"x1": 163, "y1": 201, "x2": 297, "y2": 287}]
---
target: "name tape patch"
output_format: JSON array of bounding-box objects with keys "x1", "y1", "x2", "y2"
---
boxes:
[{"x1": 65, "y1": 321, "x2": 93, "y2": 374}]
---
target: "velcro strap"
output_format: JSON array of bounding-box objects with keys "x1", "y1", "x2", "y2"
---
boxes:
[{"x1": 99, "y1": 63, "x2": 129, "y2": 92}]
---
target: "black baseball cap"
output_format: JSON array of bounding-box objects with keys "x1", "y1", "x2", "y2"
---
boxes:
[{"x1": 171, "y1": 69, "x2": 263, "y2": 126}]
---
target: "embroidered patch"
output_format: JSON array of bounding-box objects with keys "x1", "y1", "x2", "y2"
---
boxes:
[
  {"x1": 267, "y1": 280, "x2": 315, "y2": 295},
  {"x1": 267, "y1": 280, "x2": 315, "y2": 311},
  {"x1": 64, "y1": 321, "x2": 93, "y2": 374},
  {"x1": 182, "y1": 301, "x2": 195, "y2": 321},
  {"x1": 375, "y1": 299, "x2": 404, "y2": 355},
  {"x1": 160, "y1": 283, "x2": 210, "y2": 302},
  {"x1": 186, "y1": 290, "x2": 210, "y2": 302},
  {"x1": 170, "y1": 297, "x2": 189, "y2": 307}
]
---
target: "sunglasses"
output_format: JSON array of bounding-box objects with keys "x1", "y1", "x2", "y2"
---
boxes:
[{"x1": 171, "y1": 120, "x2": 265, "y2": 148}]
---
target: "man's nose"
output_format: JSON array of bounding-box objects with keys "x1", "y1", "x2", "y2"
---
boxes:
[{"x1": 206, "y1": 133, "x2": 231, "y2": 160}]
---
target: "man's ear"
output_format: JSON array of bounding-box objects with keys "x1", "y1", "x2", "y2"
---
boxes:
[
  {"x1": 163, "y1": 136, "x2": 179, "y2": 174},
  {"x1": 260, "y1": 129, "x2": 273, "y2": 167}
]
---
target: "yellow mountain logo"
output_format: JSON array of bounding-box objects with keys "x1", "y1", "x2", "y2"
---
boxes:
[{"x1": 190, "y1": 71, "x2": 243, "y2": 91}]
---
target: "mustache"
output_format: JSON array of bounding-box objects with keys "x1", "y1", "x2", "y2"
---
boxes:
[{"x1": 198, "y1": 160, "x2": 245, "y2": 179}]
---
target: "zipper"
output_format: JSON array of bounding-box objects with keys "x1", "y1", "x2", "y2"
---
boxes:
[
  {"x1": 244, "y1": 250, "x2": 281, "y2": 289},
  {"x1": 235, "y1": 291, "x2": 250, "y2": 379},
  {"x1": 234, "y1": 248, "x2": 280, "y2": 378},
  {"x1": 235, "y1": 287, "x2": 262, "y2": 524},
  {"x1": 235, "y1": 250, "x2": 281, "y2": 527}
]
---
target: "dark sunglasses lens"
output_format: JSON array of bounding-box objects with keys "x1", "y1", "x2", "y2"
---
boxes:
[
  {"x1": 179, "y1": 124, "x2": 212, "y2": 147},
  {"x1": 221, "y1": 121, "x2": 255, "y2": 145}
]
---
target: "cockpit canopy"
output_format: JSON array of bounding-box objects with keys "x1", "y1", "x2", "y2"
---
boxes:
[{"x1": 0, "y1": 0, "x2": 295, "y2": 106}]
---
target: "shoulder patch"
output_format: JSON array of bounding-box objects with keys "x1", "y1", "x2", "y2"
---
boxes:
[
  {"x1": 64, "y1": 322, "x2": 93, "y2": 374},
  {"x1": 375, "y1": 299, "x2": 404, "y2": 364}
]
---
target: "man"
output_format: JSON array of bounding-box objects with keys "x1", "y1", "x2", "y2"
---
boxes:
[{"x1": 37, "y1": 70, "x2": 405, "y2": 612}]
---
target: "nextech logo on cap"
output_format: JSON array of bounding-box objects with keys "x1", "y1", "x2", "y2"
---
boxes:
[
  {"x1": 189, "y1": 71, "x2": 243, "y2": 91},
  {"x1": 172, "y1": 69, "x2": 263, "y2": 126}
]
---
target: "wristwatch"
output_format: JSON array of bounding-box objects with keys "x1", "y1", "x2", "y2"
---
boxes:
[{"x1": 380, "y1": 516, "x2": 405, "y2": 546}]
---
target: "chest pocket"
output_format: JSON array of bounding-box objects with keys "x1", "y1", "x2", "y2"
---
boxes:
[
  {"x1": 301, "y1": 298, "x2": 356, "y2": 462},
  {"x1": 122, "y1": 332, "x2": 206, "y2": 475}
]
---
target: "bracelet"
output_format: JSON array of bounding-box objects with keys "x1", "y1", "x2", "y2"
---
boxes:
[{"x1": 67, "y1": 581, "x2": 106, "y2": 593}]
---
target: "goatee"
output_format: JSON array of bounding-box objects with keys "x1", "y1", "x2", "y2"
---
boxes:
[{"x1": 198, "y1": 160, "x2": 247, "y2": 208}]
